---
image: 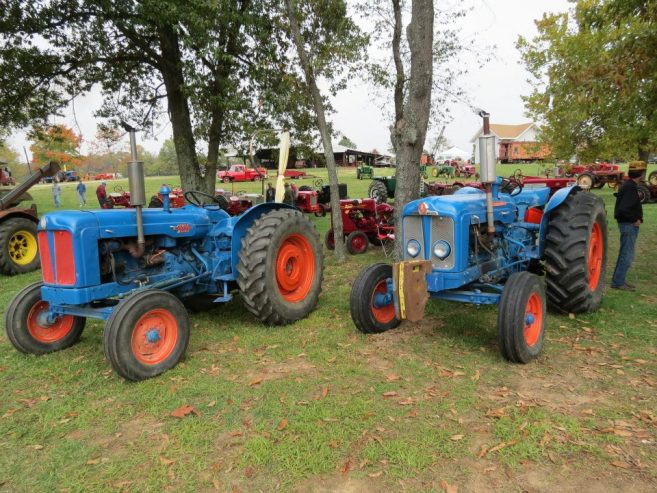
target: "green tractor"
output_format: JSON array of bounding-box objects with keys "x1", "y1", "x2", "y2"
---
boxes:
[{"x1": 356, "y1": 162, "x2": 374, "y2": 180}]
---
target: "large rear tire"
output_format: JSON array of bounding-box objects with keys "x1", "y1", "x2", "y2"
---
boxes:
[
  {"x1": 648, "y1": 171, "x2": 657, "y2": 186},
  {"x1": 544, "y1": 190, "x2": 607, "y2": 313},
  {"x1": 0, "y1": 217, "x2": 40, "y2": 275},
  {"x1": 637, "y1": 183, "x2": 650, "y2": 204},
  {"x1": 368, "y1": 180, "x2": 389, "y2": 204},
  {"x1": 103, "y1": 290, "x2": 190, "y2": 381},
  {"x1": 237, "y1": 209, "x2": 323, "y2": 325},
  {"x1": 350, "y1": 264, "x2": 400, "y2": 334},
  {"x1": 498, "y1": 272, "x2": 546, "y2": 363},
  {"x1": 5, "y1": 282, "x2": 85, "y2": 355}
]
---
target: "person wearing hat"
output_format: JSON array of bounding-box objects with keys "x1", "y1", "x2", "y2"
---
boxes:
[
  {"x1": 611, "y1": 165, "x2": 644, "y2": 291},
  {"x1": 282, "y1": 182, "x2": 295, "y2": 205}
]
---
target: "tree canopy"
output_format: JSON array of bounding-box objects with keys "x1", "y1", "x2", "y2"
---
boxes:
[
  {"x1": 29, "y1": 124, "x2": 82, "y2": 168},
  {"x1": 519, "y1": 0, "x2": 657, "y2": 161}
]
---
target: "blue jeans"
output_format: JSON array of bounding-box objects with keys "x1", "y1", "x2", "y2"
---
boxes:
[{"x1": 611, "y1": 222, "x2": 639, "y2": 287}]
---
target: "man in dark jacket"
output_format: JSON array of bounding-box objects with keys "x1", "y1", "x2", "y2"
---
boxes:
[{"x1": 611, "y1": 169, "x2": 643, "y2": 291}]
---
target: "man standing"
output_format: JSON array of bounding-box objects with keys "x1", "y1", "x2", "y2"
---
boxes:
[
  {"x1": 76, "y1": 177, "x2": 87, "y2": 207},
  {"x1": 283, "y1": 183, "x2": 295, "y2": 205},
  {"x1": 52, "y1": 179, "x2": 61, "y2": 208},
  {"x1": 611, "y1": 167, "x2": 644, "y2": 291},
  {"x1": 266, "y1": 182, "x2": 276, "y2": 202},
  {"x1": 96, "y1": 181, "x2": 111, "y2": 209}
]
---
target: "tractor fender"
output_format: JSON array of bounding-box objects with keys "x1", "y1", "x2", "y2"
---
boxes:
[
  {"x1": 0, "y1": 208, "x2": 39, "y2": 223},
  {"x1": 537, "y1": 185, "x2": 581, "y2": 256},
  {"x1": 231, "y1": 202, "x2": 298, "y2": 273}
]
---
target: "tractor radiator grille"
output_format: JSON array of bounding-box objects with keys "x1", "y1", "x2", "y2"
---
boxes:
[
  {"x1": 430, "y1": 216, "x2": 455, "y2": 270},
  {"x1": 38, "y1": 230, "x2": 76, "y2": 286}
]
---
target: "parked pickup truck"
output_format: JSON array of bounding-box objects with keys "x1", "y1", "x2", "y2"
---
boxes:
[{"x1": 217, "y1": 164, "x2": 268, "y2": 183}]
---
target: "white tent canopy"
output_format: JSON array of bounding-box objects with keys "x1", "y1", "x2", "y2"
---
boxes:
[{"x1": 435, "y1": 146, "x2": 471, "y2": 161}]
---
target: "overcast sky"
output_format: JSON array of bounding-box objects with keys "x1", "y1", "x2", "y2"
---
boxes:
[{"x1": 8, "y1": 0, "x2": 572, "y2": 160}]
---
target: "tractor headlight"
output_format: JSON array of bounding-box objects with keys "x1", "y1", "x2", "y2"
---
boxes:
[
  {"x1": 406, "y1": 239, "x2": 421, "y2": 258},
  {"x1": 433, "y1": 240, "x2": 451, "y2": 260}
]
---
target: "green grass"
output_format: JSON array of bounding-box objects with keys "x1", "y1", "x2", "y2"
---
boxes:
[{"x1": 1, "y1": 163, "x2": 657, "y2": 491}]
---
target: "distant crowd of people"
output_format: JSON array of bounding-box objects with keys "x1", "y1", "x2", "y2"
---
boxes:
[{"x1": 49, "y1": 178, "x2": 110, "y2": 209}]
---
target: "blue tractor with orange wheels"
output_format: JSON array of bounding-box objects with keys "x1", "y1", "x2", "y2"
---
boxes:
[
  {"x1": 350, "y1": 111, "x2": 608, "y2": 362},
  {"x1": 4, "y1": 124, "x2": 324, "y2": 381}
]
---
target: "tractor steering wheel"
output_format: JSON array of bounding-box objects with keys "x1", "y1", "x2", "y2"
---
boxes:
[
  {"x1": 184, "y1": 190, "x2": 223, "y2": 208},
  {"x1": 313, "y1": 178, "x2": 324, "y2": 188},
  {"x1": 500, "y1": 177, "x2": 523, "y2": 196},
  {"x1": 114, "y1": 185, "x2": 124, "y2": 193},
  {"x1": 513, "y1": 169, "x2": 524, "y2": 181}
]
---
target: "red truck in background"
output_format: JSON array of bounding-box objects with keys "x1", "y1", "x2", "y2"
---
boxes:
[{"x1": 217, "y1": 164, "x2": 267, "y2": 183}]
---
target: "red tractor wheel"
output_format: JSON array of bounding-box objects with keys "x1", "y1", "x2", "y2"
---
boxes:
[
  {"x1": 346, "y1": 231, "x2": 369, "y2": 255},
  {"x1": 103, "y1": 290, "x2": 190, "y2": 381},
  {"x1": 222, "y1": 176, "x2": 231, "y2": 183},
  {"x1": 5, "y1": 282, "x2": 85, "y2": 355},
  {"x1": 544, "y1": 190, "x2": 607, "y2": 313},
  {"x1": 324, "y1": 229, "x2": 335, "y2": 250},
  {"x1": 314, "y1": 204, "x2": 327, "y2": 217},
  {"x1": 350, "y1": 263, "x2": 400, "y2": 334},
  {"x1": 237, "y1": 209, "x2": 324, "y2": 325},
  {"x1": 498, "y1": 272, "x2": 546, "y2": 364}
]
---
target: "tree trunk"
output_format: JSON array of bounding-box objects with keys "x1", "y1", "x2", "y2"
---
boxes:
[
  {"x1": 157, "y1": 25, "x2": 206, "y2": 193},
  {"x1": 390, "y1": 0, "x2": 434, "y2": 260},
  {"x1": 285, "y1": 0, "x2": 345, "y2": 262}
]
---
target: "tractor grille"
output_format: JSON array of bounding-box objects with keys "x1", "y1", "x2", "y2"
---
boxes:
[
  {"x1": 402, "y1": 215, "x2": 455, "y2": 270},
  {"x1": 38, "y1": 230, "x2": 76, "y2": 286},
  {"x1": 430, "y1": 216, "x2": 455, "y2": 270},
  {"x1": 402, "y1": 216, "x2": 424, "y2": 260}
]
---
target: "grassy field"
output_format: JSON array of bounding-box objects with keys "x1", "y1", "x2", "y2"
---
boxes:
[{"x1": 1, "y1": 164, "x2": 657, "y2": 492}]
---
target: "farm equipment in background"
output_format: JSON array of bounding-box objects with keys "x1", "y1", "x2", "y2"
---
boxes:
[
  {"x1": 0, "y1": 161, "x2": 60, "y2": 275},
  {"x1": 350, "y1": 110, "x2": 607, "y2": 363},
  {"x1": 431, "y1": 163, "x2": 455, "y2": 179},
  {"x1": 300, "y1": 180, "x2": 348, "y2": 217},
  {"x1": 624, "y1": 161, "x2": 657, "y2": 204},
  {"x1": 324, "y1": 198, "x2": 394, "y2": 254},
  {"x1": 356, "y1": 163, "x2": 373, "y2": 180},
  {"x1": 108, "y1": 185, "x2": 186, "y2": 209},
  {"x1": 213, "y1": 189, "x2": 259, "y2": 216},
  {"x1": 4, "y1": 124, "x2": 324, "y2": 381},
  {"x1": 560, "y1": 162, "x2": 624, "y2": 189}
]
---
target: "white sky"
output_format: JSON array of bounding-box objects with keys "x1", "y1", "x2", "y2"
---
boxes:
[{"x1": 8, "y1": 0, "x2": 572, "y2": 160}]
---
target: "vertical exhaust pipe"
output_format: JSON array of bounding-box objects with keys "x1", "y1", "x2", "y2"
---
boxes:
[
  {"x1": 121, "y1": 122, "x2": 146, "y2": 257},
  {"x1": 477, "y1": 110, "x2": 496, "y2": 236}
]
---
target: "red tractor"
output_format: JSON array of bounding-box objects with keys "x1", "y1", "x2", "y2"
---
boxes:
[
  {"x1": 324, "y1": 198, "x2": 394, "y2": 254},
  {"x1": 108, "y1": 185, "x2": 186, "y2": 208},
  {"x1": 214, "y1": 189, "x2": 257, "y2": 215}
]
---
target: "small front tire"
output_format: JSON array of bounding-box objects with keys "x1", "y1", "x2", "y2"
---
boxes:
[
  {"x1": 103, "y1": 290, "x2": 190, "y2": 381},
  {"x1": 346, "y1": 231, "x2": 369, "y2": 255},
  {"x1": 5, "y1": 282, "x2": 85, "y2": 355},
  {"x1": 350, "y1": 264, "x2": 400, "y2": 334},
  {"x1": 498, "y1": 272, "x2": 546, "y2": 364}
]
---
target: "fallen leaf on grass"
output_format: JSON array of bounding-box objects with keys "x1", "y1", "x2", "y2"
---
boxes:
[
  {"x1": 382, "y1": 391, "x2": 398, "y2": 398},
  {"x1": 249, "y1": 378, "x2": 263, "y2": 386},
  {"x1": 386, "y1": 374, "x2": 401, "y2": 382},
  {"x1": 340, "y1": 458, "x2": 353, "y2": 475},
  {"x1": 30, "y1": 444, "x2": 44, "y2": 450},
  {"x1": 207, "y1": 400, "x2": 216, "y2": 408},
  {"x1": 86, "y1": 458, "x2": 100, "y2": 465},
  {"x1": 398, "y1": 397, "x2": 415, "y2": 406},
  {"x1": 449, "y1": 434, "x2": 464, "y2": 441},
  {"x1": 440, "y1": 479, "x2": 458, "y2": 493},
  {"x1": 486, "y1": 440, "x2": 517, "y2": 455},
  {"x1": 229, "y1": 430, "x2": 243, "y2": 437},
  {"x1": 611, "y1": 460, "x2": 631, "y2": 469},
  {"x1": 471, "y1": 370, "x2": 480, "y2": 382},
  {"x1": 368, "y1": 471, "x2": 383, "y2": 478},
  {"x1": 171, "y1": 405, "x2": 199, "y2": 418},
  {"x1": 159, "y1": 456, "x2": 174, "y2": 466},
  {"x1": 277, "y1": 419, "x2": 288, "y2": 431},
  {"x1": 321, "y1": 387, "x2": 329, "y2": 398},
  {"x1": 244, "y1": 466, "x2": 255, "y2": 478}
]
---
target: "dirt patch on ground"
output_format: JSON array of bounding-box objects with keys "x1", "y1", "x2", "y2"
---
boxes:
[
  {"x1": 293, "y1": 475, "x2": 384, "y2": 493},
  {"x1": 244, "y1": 358, "x2": 319, "y2": 384}
]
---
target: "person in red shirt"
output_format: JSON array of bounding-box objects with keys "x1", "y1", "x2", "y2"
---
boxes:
[{"x1": 96, "y1": 181, "x2": 112, "y2": 209}]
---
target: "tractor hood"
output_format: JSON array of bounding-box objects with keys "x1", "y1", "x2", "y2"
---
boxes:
[{"x1": 38, "y1": 206, "x2": 214, "y2": 240}]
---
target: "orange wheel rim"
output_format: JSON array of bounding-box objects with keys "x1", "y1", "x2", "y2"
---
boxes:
[
  {"x1": 27, "y1": 301, "x2": 75, "y2": 343},
  {"x1": 523, "y1": 293, "x2": 543, "y2": 347},
  {"x1": 371, "y1": 279, "x2": 395, "y2": 324},
  {"x1": 588, "y1": 222, "x2": 603, "y2": 291},
  {"x1": 276, "y1": 234, "x2": 315, "y2": 302},
  {"x1": 350, "y1": 234, "x2": 367, "y2": 253},
  {"x1": 131, "y1": 309, "x2": 179, "y2": 365}
]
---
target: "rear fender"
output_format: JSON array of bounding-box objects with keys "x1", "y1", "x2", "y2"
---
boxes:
[
  {"x1": 538, "y1": 185, "x2": 582, "y2": 256},
  {"x1": 231, "y1": 203, "x2": 298, "y2": 273},
  {"x1": 0, "y1": 206, "x2": 39, "y2": 223}
]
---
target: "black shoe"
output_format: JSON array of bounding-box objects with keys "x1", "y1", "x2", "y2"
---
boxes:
[{"x1": 611, "y1": 284, "x2": 636, "y2": 292}]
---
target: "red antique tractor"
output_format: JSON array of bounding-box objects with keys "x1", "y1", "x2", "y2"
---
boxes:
[
  {"x1": 108, "y1": 185, "x2": 186, "y2": 208},
  {"x1": 214, "y1": 189, "x2": 257, "y2": 216},
  {"x1": 325, "y1": 198, "x2": 394, "y2": 254}
]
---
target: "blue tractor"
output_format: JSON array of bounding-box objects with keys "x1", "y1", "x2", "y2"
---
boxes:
[
  {"x1": 350, "y1": 112, "x2": 608, "y2": 362},
  {"x1": 4, "y1": 125, "x2": 324, "y2": 380}
]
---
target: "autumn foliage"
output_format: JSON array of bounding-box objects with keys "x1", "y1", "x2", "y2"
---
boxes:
[{"x1": 29, "y1": 124, "x2": 82, "y2": 168}]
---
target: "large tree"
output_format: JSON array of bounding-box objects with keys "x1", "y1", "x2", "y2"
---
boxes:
[
  {"x1": 0, "y1": 0, "x2": 316, "y2": 194},
  {"x1": 285, "y1": 0, "x2": 366, "y2": 261},
  {"x1": 518, "y1": 0, "x2": 657, "y2": 162}
]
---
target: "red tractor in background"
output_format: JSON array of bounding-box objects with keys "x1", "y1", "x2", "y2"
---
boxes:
[
  {"x1": 324, "y1": 198, "x2": 394, "y2": 254},
  {"x1": 107, "y1": 185, "x2": 185, "y2": 209},
  {"x1": 559, "y1": 162, "x2": 624, "y2": 189}
]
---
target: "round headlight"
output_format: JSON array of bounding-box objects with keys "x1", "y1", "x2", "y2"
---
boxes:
[
  {"x1": 406, "y1": 239, "x2": 421, "y2": 258},
  {"x1": 433, "y1": 240, "x2": 451, "y2": 260}
]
